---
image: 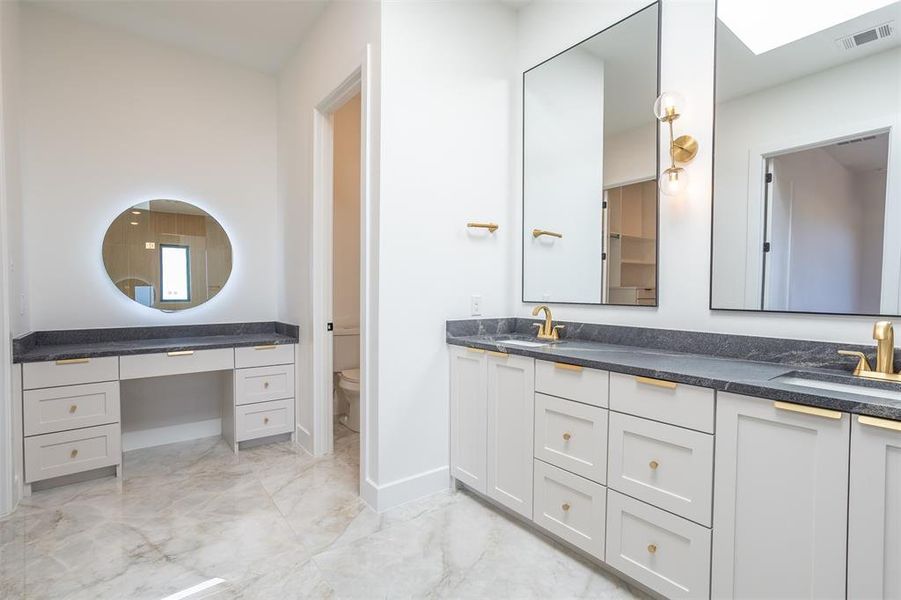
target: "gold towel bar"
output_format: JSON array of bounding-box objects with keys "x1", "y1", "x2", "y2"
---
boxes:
[
  {"x1": 635, "y1": 376, "x2": 677, "y2": 390},
  {"x1": 167, "y1": 350, "x2": 195, "y2": 357},
  {"x1": 554, "y1": 362, "x2": 582, "y2": 372},
  {"x1": 467, "y1": 222, "x2": 499, "y2": 233},
  {"x1": 532, "y1": 229, "x2": 563, "y2": 239},
  {"x1": 773, "y1": 401, "x2": 842, "y2": 420},
  {"x1": 858, "y1": 415, "x2": 901, "y2": 432},
  {"x1": 55, "y1": 358, "x2": 90, "y2": 365}
]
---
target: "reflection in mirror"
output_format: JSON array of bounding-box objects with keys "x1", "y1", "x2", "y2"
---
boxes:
[
  {"x1": 522, "y1": 3, "x2": 659, "y2": 305},
  {"x1": 102, "y1": 199, "x2": 232, "y2": 312},
  {"x1": 711, "y1": 1, "x2": 901, "y2": 315}
]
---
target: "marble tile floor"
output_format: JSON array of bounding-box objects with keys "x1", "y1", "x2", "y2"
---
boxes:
[{"x1": 1, "y1": 426, "x2": 644, "y2": 600}]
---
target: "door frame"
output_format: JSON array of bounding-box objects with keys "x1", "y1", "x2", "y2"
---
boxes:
[{"x1": 311, "y1": 46, "x2": 377, "y2": 503}]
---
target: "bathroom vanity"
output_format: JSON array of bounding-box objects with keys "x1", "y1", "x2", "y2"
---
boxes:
[
  {"x1": 447, "y1": 318, "x2": 901, "y2": 600},
  {"x1": 13, "y1": 322, "x2": 298, "y2": 495}
]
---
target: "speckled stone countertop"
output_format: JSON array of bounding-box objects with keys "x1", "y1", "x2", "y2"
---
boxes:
[
  {"x1": 447, "y1": 318, "x2": 901, "y2": 422},
  {"x1": 13, "y1": 322, "x2": 299, "y2": 363}
]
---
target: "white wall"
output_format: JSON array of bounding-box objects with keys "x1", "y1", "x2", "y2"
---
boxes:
[
  {"x1": 377, "y1": 0, "x2": 515, "y2": 499},
  {"x1": 510, "y1": 0, "x2": 898, "y2": 346},
  {"x1": 604, "y1": 122, "x2": 656, "y2": 187},
  {"x1": 20, "y1": 6, "x2": 280, "y2": 330}
]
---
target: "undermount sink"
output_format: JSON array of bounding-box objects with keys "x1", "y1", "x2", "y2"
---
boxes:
[
  {"x1": 499, "y1": 339, "x2": 553, "y2": 348},
  {"x1": 773, "y1": 374, "x2": 901, "y2": 401}
]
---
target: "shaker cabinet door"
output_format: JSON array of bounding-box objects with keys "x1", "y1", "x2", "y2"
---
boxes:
[{"x1": 449, "y1": 347, "x2": 488, "y2": 493}]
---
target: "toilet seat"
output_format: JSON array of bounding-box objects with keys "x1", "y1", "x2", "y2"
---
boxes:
[{"x1": 340, "y1": 368, "x2": 360, "y2": 384}]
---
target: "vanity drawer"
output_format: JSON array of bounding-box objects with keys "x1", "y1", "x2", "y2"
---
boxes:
[
  {"x1": 609, "y1": 372, "x2": 714, "y2": 433},
  {"x1": 606, "y1": 489, "x2": 711, "y2": 600},
  {"x1": 119, "y1": 348, "x2": 234, "y2": 380},
  {"x1": 24, "y1": 424, "x2": 121, "y2": 483},
  {"x1": 535, "y1": 360, "x2": 608, "y2": 407},
  {"x1": 24, "y1": 382, "x2": 120, "y2": 436},
  {"x1": 534, "y1": 393, "x2": 607, "y2": 484},
  {"x1": 235, "y1": 344, "x2": 295, "y2": 369},
  {"x1": 236, "y1": 398, "x2": 294, "y2": 442},
  {"x1": 235, "y1": 365, "x2": 295, "y2": 406},
  {"x1": 23, "y1": 356, "x2": 119, "y2": 390},
  {"x1": 608, "y1": 412, "x2": 713, "y2": 526},
  {"x1": 533, "y1": 459, "x2": 606, "y2": 560}
]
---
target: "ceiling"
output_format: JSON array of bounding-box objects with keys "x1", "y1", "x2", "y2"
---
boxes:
[
  {"x1": 25, "y1": 0, "x2": 329, "y2": 73},
  {"x1": 716, "y1": 2, "x2": 900, "y2": 102},
  {"x1": 823, "y1": 132, "x2": 889, "y2": 173}
]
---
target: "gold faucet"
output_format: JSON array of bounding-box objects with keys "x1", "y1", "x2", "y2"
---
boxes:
[
  {"x1": 839, "y1": 321, "x2": 901, "y2": 382},
  {"x1": 531, "y1": 305, "x2": 564, "y2": 341}
]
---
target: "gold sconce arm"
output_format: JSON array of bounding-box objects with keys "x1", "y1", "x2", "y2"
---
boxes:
[
  {"x1": 532, "y1": 229, "x2": 563, "y2": 239},
  {"x1": 467, "y1": 222, "x2": 498, "y2": 233}
]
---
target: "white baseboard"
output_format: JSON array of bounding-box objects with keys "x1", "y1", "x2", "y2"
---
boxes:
[
  {"x1": 295, "y1": 423, "x2": 313, "y2": 454},
  {"x1": 123, "y1": 418, "x2": 222, "y2": 451},
  {"x1": 367, "y1": 465, "x2": 451, "y2": 513}
]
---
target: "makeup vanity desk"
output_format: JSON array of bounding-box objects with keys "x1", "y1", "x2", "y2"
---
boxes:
[{"x1": 12, "y1": 322, "x2": 299, "y2": 495}]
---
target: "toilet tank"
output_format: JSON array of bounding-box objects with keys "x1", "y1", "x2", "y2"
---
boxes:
[{"x1": 333, "y1": 328, "x2": 360, "y2": 372}]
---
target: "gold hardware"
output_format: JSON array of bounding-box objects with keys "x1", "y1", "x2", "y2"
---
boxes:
[
  {"x1": 554, "y1": 362, "x2": 581, "y2": 372},
  {"x1": 532, "y1": 229, "x2": 563, "y2": 239},
  {"x1": 858, "y1": 415, "x2": 901, "y2": 432},
  {"x1": 649, "y1": 460, "x2": 659, "y2": 470},
  {"x1": 672, "y1": 135, "x2": 699, "y2": 163},
  {"x1": 70, "y1": 449, "x2": 78, "y2": 459},
  {"x1": 264, "y1": 417, "x2": 270, "y2": 424},
  {"x1": 635, "y1": 376, "x2": 677, "y2": 390},
  {"x1": 69, "y1": 405, "x2": 77, "y2": 414},
  {"x1": 467, "y1": 347, "x2": 485, "y2": 354},
  {"x1": 55, "y1": 358, "x2": 89, "y2": 365},
  {"x1": 838, "y1": 350, "x2": 873, "y2": 375},
  {"x1": 773, "y1": 401, "x2": 842, "y2": 420},
  {"x1": 254, "y1": 345, "x2": 277, "y2": 351},
  {"x1": 264, "y1": 382, "x2": 270, "y2": 389},
  {"x1": 466, "y1": 222, "x2": 499, "y2": 233},
  {"x1": 874, "y1": 321, "x2": 895, "y2": 375},
  {"x1": 561, "y1": 503, "x2": 571, "y2": 512},
  {"x1": 532, "y1": 305, "x2": 564, "y2": 341},
  {"x1": 647, "y1": 544, "x2": 657, "y2": 554},
  {"x1": 562, "y1": 432, "x2": 572, "y2": 441},
  {"x1": 167, "y1": 350, "x2": 194, "y2": 357},
  {"x1": 655, "y1": 92, "x2": 698, "y2": 196},
  {"x1": 488, "y1": 351, "x2": 508, "y2": 358}
]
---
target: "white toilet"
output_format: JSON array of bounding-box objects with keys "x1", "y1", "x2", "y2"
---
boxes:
[{"x1": 334, "y1": 328, "x2": 361, "y2": 432}]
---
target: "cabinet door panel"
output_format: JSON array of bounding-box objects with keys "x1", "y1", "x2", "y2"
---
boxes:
[
  {"x1": 849, "y1": 415, "x2": 901, "y2": 600},
  {"x1": 449, "y1": 347, "x2": 488, "y2": 493},
  {"x1": 487, "y1": 353, "x2": 535, "y2": 519},
  {"x1": 712, "y1": 393, "x2": 849, "y2": 599}
]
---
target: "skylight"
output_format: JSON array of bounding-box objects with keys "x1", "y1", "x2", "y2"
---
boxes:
[{"x1": 718, "y1": 0, "x2": 896, "y2": 55}]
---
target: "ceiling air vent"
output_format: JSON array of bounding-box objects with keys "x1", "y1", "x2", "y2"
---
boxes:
[{"x1": 836, "y1": 21, "x2": 894, "y2": 50}]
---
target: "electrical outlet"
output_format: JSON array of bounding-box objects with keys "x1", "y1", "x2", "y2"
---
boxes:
[{"x1": 470, "y1": 295, "x2": 482, "y2": 316}]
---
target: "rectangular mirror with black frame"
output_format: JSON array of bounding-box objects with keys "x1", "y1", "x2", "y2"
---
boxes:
[
  {"x1": 711, "y1": 1, "x2": 901, "y2": 316},
  {"x1": 522, "y1": 2, "x2": 660, "y2": 306}
]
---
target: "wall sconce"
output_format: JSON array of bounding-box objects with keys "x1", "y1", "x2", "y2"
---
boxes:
[{"x1": 654, "y1": 91, "x2": 698, "y2": 196}]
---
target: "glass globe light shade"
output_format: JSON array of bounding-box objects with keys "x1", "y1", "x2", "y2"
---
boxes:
[
  {"x1": 659, "y1": 167, "x2": 688, "y2": 196},
  {"x1": 654, "y1": 91, "x2": 685, "y2": 122}
]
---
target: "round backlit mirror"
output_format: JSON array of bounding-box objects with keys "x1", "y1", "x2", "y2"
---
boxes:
[{"x1": 102, "y1": 199, "x2": 232, "y2": 311}]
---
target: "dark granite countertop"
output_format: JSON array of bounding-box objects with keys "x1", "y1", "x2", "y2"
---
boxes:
[
  {"x1": 447, "y1": 322, "x2": 901, "y2": 422},
  {"x1": 14, "y1": 322, "x2": 299, "y2": 363}
]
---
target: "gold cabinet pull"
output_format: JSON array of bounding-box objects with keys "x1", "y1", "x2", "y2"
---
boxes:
[
  {"x1": 263, "y1": 417, "x2": 270, "y2": 425},
  {"x1": 254, "y1": 345, "x2": 277, "y2": 350},
  {"x1": 562, "y1": 432, "x2": 572, "y2": 441},
  {"x1": 635, "y1": 376, "x2": 676, "y2": 390},
  {"x1": 70, "y1": 449, "x2": 78, "y2": 459},
  {"x1": 649, "y1": 460, "x2": 659, "y2": 470},
  {"x1": 647, "y1": 544, "x2": 657, "y2": 554},
  {"x1": 55, "y1": 358, "x2": 90, "y2": 365},
  {"x1": 467, "y1": 222, "x2": 498, "y2": 233},
  {"x1": 554, "y1": 362, "x2": 582, "y2": 372},
  {"x1": 167, "y1": 350, "x2": 194, "y2": 357},
  {"x1": 69, "y1": 405, "x2": 78, "y2": 414},
  {"x1": 858, "y1": 415, "x2": 901, "y2": 432},
  {"x1": 561, "y1": 503, "x2": 571, "y2": 512},
  {"x1": 488, "y1": 351, "x2": 508, "y2": 358},
  {"x1": 532, "y1": 228, "x2": 563, "y2": 239},
  {"x1": 773, "y1": 401, "x2": 842, "y2": 420},
  {"x1": 467, "y1": 347, "x2": 485, "y2": 354}
]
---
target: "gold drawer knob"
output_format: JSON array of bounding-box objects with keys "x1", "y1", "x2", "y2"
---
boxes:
[
  {"x1": 264, "y1": 417, "x2": 270, "y2": 424},
  {"x1": 70, "y1": 449, "x2": 78, "y2": 459},
  {"x1": 562, "y1": 432, "x2": 572, "y2": 441},
  {"x1": 649, "y1": 460, "x2": 659, "y2": 470},
  {"x1": 647, "y1": 544, "x2": 657, "y2": 554},
  {"x1": 69, "y1": 405, "x2": 78, "y2": 414},
  {"x1": 561, "y1": 502, "x2": 571, "y2": 512},
  {"x1": 264, "y1": 382, "x2": 270, "y2": 389}
]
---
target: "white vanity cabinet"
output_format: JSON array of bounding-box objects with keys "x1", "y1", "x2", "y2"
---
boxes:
[
  {"x1": 712, "y1": 392, "x2": 849, "y2": 599},
  {"x1": 449, "y1": 346, "x2": 488, "y2": 493},
  {"x1": 486, "y1": 352, "x2": 535, "y2": 519},
  {"x1": 848, "y1": 415, "x2": 901, "y2": 600}
]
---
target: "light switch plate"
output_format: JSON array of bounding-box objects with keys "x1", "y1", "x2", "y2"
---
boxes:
[{"x1": 470, "y1": 295, "x2": 482, "y2": 316}]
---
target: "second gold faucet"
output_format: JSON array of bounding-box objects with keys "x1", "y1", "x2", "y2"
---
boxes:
[
  {"x1": 532, "y1": 305, "x2": 564, "y2": 341},
  {"x1": 839, "y1": 321, "x2": 900, "y2": 383}
]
